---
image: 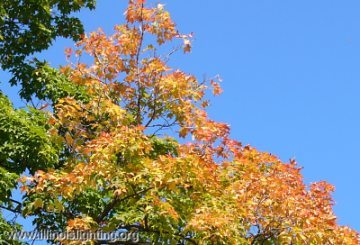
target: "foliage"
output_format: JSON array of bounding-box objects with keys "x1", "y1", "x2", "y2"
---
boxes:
[
  {"x1": 0, "y1": 92, "x2": 62, "y2": 243},
  {"x1": 0, "y1": 211, "x2": 24, "y2": 245},
  {"x1": 0, "y1": 92, "x2": 61, "y2": 175},
  {"x1": 0, "y1": 1, "x2": 98, "y2": 243},
  {"x1": 16, "y1": 59, "x2": 90, "y2": 102},
  {"x1": 0, "y1": 0, "x2": 96, "y2": 69},
  {"x1": 0, "y1": 0, "x2": 96, "y2": 100},
  {"x1": 19, "y1": 1, "x2": 360, "y2": 244}
]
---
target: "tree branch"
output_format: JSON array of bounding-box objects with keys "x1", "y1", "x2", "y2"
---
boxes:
[
  {"x1": 135, "y1": 3, "x2": 146, "y2": 125},
  {"x1": 95, "y1": 187, "x2": 152, "y2": 223},
  {"x1": 0, "y1": 204, "x2": 21, "y2": 214}
]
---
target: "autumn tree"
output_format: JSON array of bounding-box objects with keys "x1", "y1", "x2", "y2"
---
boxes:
[{"x1": 8, "y1": 0, "x2": 360, "y2": 244}]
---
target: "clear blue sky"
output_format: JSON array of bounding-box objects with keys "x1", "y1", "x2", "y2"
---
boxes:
[{"x1": 1, "y1": 0, "x2": 359, "y2": 235}]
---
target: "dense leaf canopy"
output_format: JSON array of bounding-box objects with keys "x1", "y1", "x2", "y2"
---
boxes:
[
  {"x1": 0, "y1": 0, "x2": 95, "y2": 243},
  {"x1": 19, "y1": 1, "x2": 360, "y2": 244},
  {"x1": 0, "y1": 0, "x2": 359, "y2": 244}
]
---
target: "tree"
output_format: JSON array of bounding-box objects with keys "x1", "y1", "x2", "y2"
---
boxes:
[
  {"x1": 19, "y1": 1, "x2": 359, "y2": 244},
  {"x1": 0, "y1": 1, "x2": 96, "y2": 243}
]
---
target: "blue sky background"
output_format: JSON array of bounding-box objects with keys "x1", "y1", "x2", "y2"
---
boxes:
[{"x1": 1, "y1": 0, "x2": 359, "y2": 238}]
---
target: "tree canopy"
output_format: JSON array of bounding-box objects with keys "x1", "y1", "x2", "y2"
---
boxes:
[
  {"x1": 0, "y1": 0, "x2": 95, "y2": 243},
  {"x1": 1, "y1": 0, "x2": 359, "y2": 244},
  {"x1": 0, "y1": 0, "x2": 96, "y2": 100}
]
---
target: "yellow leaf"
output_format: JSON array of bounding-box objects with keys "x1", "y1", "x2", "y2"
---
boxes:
[{"x1": 33, "y1": 199, "x2": 44, "y2": 209}]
